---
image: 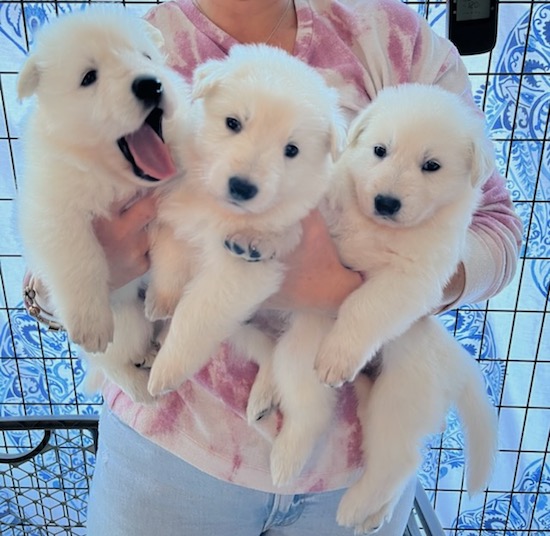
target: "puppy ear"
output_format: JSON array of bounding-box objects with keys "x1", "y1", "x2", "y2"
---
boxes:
[
  {"x1": 191, "y1": 59, "x2": 226, "y2": 100},
  {"x1": 142, "y1": 20, "x2": 165, "y2": 50},
  {"x1": 329, "y1": 115, "x2": 348, "y2": 161},
  {"x1": 17, "y1": 55, "x2": 40, "y2": 100},
  {"x1": 469, "y1": 135, "x2": 495, "y2": 187},
  {"x1": 346, "y1": 106, "x2": 372, "y2": 147}
]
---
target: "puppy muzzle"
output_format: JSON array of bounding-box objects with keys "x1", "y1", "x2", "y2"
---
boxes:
[{"x1": 117, "y1": 76, "x2": 178, "y2": 183}]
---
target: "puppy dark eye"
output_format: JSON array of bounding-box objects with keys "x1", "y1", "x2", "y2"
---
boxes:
[
  {"x1": 422, "y1": 160, "x2": 440, "y2": 172},
  {"x1": 143, "y1": 53, "x2": 152, "y2": 60},
  {"x1": 284, "y1": 144, "x2": 299, "y2": 158},
  {"x1": 374, "y1": 145, "x2": 386, "y2": 158},
  {"x1": 226, "y1": 117, "x2": 242, "y2": 133},
  {"x1": 81, "y1": 70, "x2": 97, "y2": 87}
]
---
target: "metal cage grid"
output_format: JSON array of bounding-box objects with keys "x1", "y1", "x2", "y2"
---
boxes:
[
  {"x1": 0, "y1": 416, "x2": 98, "y2": 536},
  {"x1": 0, "y1": 0, "x2": 548, "y2": 534}
]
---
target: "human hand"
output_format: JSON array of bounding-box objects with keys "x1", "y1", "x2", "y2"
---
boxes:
[
  {"x1": 264, "y1": 209, "x2": 363, "y2": 315},
  {"x1": 93, "y1": 193, "x2": 157, "y2": 289}
]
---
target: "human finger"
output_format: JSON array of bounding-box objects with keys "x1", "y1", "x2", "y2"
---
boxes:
[{"x1": 117, "y1": 192, "x2": 158, "y2": 233}]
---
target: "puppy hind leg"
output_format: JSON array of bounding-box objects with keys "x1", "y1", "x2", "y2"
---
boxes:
[
  {"x1": 228, "y1": 325, "x2": 279, "y2": 424},
  {"x1": 338, "y1": 334, "x2": 446, "y2": 532},
  {"x1": 88, "y1": 290, "x2": 157, "y2": 404},
  {"x1": 270, "y1": 313, "x2": 337, "y2": 487},
  {"x1": 337, "y1": 393, "x2": 420, "y2": 531},
  {"x1": 247, "y1": 357, "x2": 278, "y2": 424}
]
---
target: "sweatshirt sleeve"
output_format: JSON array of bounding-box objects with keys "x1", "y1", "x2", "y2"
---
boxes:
[
  {"x1": 425, "y1": 31, "x2": 524, "y2": 308},
  {"x1": 441, "y1": 173, "x2": 523, "y2": 309}
]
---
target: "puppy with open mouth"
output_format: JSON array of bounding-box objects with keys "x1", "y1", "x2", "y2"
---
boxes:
[{"x1": 17, "y1": 8, "x2": 189, "y2": 403}]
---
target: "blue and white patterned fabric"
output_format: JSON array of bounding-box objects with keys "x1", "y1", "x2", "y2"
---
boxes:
[{"x1": 0, "y1": 1, "x2": 548, "y2": 534}]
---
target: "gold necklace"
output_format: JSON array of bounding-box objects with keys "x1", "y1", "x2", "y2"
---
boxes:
[{"x1": 193, "y1": 0, "x2": 293, "y2": 44}]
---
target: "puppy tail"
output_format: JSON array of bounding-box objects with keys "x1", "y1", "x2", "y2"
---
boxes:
[{"x1": 455, "y1": 353, "x2": 499, "y2": 496}]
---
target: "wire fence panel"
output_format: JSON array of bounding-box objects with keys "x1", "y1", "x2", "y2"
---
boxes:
[{"x1": 0, "y1": 416, "x2": 99, "y2": 536}]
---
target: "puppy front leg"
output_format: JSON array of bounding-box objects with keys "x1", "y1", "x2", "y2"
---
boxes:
[
  {"x1": 145, "y1": 223, "x2": 195, "y2": 321},
  {"x1": 147, "y1": 255, "x2": 284, "y2": 397},
  {"x1": 27, "y1": 215, "x2": 114, "y2": 353},
  {"x1": 315, "y1": 270, "x2": 442, "y2": 386}
]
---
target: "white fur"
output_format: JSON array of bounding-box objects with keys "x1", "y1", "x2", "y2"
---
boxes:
[
  {"x1": 145, "y1": 44, "x2": 345, "y2": 399},
  {"x1": 247, "y1": 84, "x2": 498, "y2": 516},
  {"x1": 17, "y1": 8, "x2": 189, "y2": 403}
]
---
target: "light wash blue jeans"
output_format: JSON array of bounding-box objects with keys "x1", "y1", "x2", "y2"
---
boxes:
[{"x1": 86, "y1": 409, "x2": 415, "y2": 535}]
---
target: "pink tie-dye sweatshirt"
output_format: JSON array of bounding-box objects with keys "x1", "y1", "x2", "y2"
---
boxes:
[{"x1": 103, "y1": 0, "x2": 523, "y2": 494}]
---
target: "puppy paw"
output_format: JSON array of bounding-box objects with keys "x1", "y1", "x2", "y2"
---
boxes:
[
  {"x1": 269, "y1": 431, "x2": 313, "y2": 487},
  {"x1": 101, "y1": 356, "x2": 158, "y2": 405},
  {"x1": 111, "y1": 336, "x2": 165, "y2": 404},
  {"x1": 314, "y1": 343, "x2": 360, "y2": 388},
  {"x1": 144, "y1": 287, "x2": 178, "y2": 321},
  {"x1": 123, "y1": 367, "x2": 158, "y2": 405},
  {"x1": 224, "y1": 228, "x2": 291, "y2": 262},
  {"x1": 134, "y1": 339, "x2": 161, "y2": 370},
  {"x1": 354, "y1": 512, "x2": 388, "y2": 535},
  {"x1": 315, "y1": 328, "x2": 378, "y2": 387},
  {"x1": 147, "y1": 349, "x2": 188, "y2": 398},
  {"x1": 224, "y1": 234, "x2": 270, "y2": 262},
  {"x1": 336, "y1": 480, "x2": 400, "y2": 534},
  {"x1": 270, "y1": 447, "x2": 304, "y2": 488},
  {"x1": 67, "y1": 308, "x2": 114, "y2": 354},
  {"x1": 246, "y1": 378, "x2": 278, "y2": 425},
  {"x1": 147, "y1": 368, "x2": 178, "y2": 398}
]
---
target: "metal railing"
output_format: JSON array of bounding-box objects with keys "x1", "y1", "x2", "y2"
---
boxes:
[{"x1": 0, "y1": 416, "x2": 445, "y2": 535}]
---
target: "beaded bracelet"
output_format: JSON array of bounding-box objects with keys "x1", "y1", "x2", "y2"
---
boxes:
[{"x1": 23, "y1": 276, "x2": 65, "y2": 332}]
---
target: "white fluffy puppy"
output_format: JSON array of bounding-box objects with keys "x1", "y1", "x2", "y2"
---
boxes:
[
  {"x1": 17, "y1": 9, "x2": 188, "y2": 402},
  {"x1": 321, "y1": 84, "x2": 498, "y2": 531},
  {"x1": 145, "y1": 44, "x2": 344, "y2": 398}
]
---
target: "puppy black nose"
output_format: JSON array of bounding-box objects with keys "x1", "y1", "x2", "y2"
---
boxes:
[
  {"x1": 374, "y1": 194, "x2": 401, "y2": 216},
  {"x1": 228, "y1": 176, "x2": 258, "y2": 201},
  {"x1": 132, "y1": 76, "x2": 163, "y2": 108}
]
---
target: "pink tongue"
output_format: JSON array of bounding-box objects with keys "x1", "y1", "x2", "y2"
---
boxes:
[{"x1": 125, "y1": 123, "x2": 177, "y2": 180}]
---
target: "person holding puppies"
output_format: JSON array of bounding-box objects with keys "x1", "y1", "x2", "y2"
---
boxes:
[{"x1": 24, "y1": 0, "x2": 522, "y2": 534}]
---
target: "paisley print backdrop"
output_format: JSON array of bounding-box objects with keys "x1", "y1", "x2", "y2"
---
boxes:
[{"x1": 0, "y1": 1, "x2": 548, "y2": 534}]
